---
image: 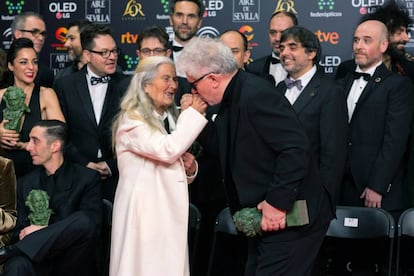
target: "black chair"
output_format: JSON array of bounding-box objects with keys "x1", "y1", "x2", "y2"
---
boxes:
[
  {"x1": 207, "y1": 207, "x2": 247, "y2": 276},
  {"x1": 188, "y1": 203, "x2": 202, "y2": 275},
  {"x1": 396, "y1": 208, "x2": 414, "y2": 275},
  {"x1": 325, "y1": 206, "x2": 395, "y2": 276},
  {"x1": 102, "y1": 199, "x2": 113, "y2": 276}
]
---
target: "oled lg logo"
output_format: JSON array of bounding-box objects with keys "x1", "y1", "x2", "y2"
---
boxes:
[
  {"x1": 319, "y1": 55, "x2": 341, "y2": 74},
  {"x1": 203, "y1": 0, "x2": 224, "y2": 17},
  {"x1": 351, "y1": 0, "x2": 385, "y2": 14},
  {"x1": 49, "y1": 2, "x2": 77, "y2": 19}
]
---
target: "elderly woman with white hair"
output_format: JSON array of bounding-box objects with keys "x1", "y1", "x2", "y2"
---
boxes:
[{"x1": 110, "y1": 56, "x2": 207, "y2": 276}]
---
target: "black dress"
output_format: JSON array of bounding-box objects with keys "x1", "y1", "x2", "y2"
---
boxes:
[{"x1": 0, "y1": 84, "x2": 41, "y2": 178}]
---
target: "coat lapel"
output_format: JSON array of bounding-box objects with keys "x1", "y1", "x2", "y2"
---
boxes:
[
  {"x1": 77, "y1": 69, "x2": 98, "y2": 127},
  {"x1": 291, "y1": 72, "x2": 320, "y2": 113}
]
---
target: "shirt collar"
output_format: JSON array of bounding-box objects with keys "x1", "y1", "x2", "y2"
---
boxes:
[{"x1": 356, "y1": 61, "x2": 382, "y2": 76}]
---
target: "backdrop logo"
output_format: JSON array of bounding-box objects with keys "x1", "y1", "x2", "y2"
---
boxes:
[
  {"x1": 49, "y1": 2, "x2": 77, "y2": 19},
  {"x1": 86, "y1": 0, "x2": 111, "y2": 23},
  {"x1": 2, "y1": 27, "x2": 13, "y2": 50},
  {"x1": 204, "y1": 0, "x2": 224, "y2": 17},
  {"x1": 123, "y1": 54, "x2": 139, "y2": 73},
  {"x1": 351, "y1": 0, "x2": 384, "y2": 14},
  {"x1": 310, "y1": 0, "x2": 342, "y2": 17},
  {"x1": 319, "y1": 55, "x2": 341, "y2": 74},
  {"x1": 197, "y1": 26, "x2": 220, "y2": 38},
  {"x1": 156, "y1": 0, "x2": 170, "y2": 19},
  {"x1": 232, "y1": 0, "x2": 260, "y2": 23},
  {"x1": 315, "y1": 29, "x2": 339, "y2": 45},
  {"x1": 274, "y1": 0, "x2": 297, "y2": 14},
  {"x1": 122, "y1": 0, "x2": 146, "y2": 20},
  {"x1": 121, "y1": 32, "x2": 139, "y2": 44},
  {"x1": 50, "y1": 53, "x2": 70, "y2": 75},
  {"x1": 239, "y1": 25, "x2": 258, "y2": 63},
  {"x1": 51, "y1": 27, "x2": 67, "y2": 50},
  {"x1": 5, "y1": 0, "x2": 25, "y2": 15}
]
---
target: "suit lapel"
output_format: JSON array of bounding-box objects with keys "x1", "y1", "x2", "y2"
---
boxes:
[
  {"x1": 77, "y1": 71, "x2": 98, "y2": 127},
  {"x1": 291, "y1": 72, "x2": 320, "y2": 113}
]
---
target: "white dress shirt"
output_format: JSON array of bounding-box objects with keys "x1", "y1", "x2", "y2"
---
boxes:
[
  {"x1": 347, "y1": 61, "x2": 381, "y2": 121},
  {"x1": 269, "y1": 53, "x2": 288, "y2": 86},
  {"x1": 285, "y1": 65, "x2": 317, "y2": 105}
]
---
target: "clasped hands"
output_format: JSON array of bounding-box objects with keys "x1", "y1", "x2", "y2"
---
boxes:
[
  {"x1": 180, "y1": 94, "x2": 207, "y2": 115},
  {"x1": 257, "y1": 200, "x2": 287, "y2": 232}
]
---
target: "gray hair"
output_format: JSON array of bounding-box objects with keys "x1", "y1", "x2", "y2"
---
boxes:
[
  {"x1": 112, "y1": 56, "x2": 179, "y2": 149},
  {"x1": 176, "y1": 36, "x2": 238, "y2": 78},
  {"x1": 11, "y1": 12, "x2": 43, "y2": 35}
]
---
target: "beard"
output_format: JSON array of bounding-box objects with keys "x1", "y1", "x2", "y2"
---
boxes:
[{"x1": 387, "y1": 42, "x2": 406, "y2": 61}]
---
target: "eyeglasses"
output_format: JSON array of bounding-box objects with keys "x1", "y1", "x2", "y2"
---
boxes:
[
  {"x1": 87, "y1": 48, "x2": 120, "y2": 59},
  {"x1": 19, "y1": 29, "x2": 47, "y2": 38},
  {"x1": 189, "y1": 72, "x2": 214, "y2": 91},
  {"x1": 139, "y1": 48, "x2": 167, "y2": 56}
]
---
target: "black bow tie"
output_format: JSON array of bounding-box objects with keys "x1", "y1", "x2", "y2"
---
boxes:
[
  {"x1": 270, "y1": 57, "x2": 280, "y2": 64},
  {"x1": 90, "y1": 76, "x2": 110, "y2": 85},
  {"x1": 353, "y1": 71, "x2": 371, "y2": 81},
  {"x1": 172, "y1": 46, "x2": 184, "y2": 52},
  {"x1": 284, "y1": 78, "x2": 303, "y2": 90}
]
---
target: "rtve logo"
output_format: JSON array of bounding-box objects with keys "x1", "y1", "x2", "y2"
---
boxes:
[
  {"x1": 121, "y1": 32, "x2": 139, "y2": 44},
  {"x1": 315, "y1": 30, "x2": 339, "y2": 45}
]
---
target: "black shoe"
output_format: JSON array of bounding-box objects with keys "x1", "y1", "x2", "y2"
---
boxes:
[{"x1": 0, "y1": 245, "x2": 19, "y2": 264}]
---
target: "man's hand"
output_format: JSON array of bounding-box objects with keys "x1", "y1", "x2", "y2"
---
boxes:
[
  {"x1": 180, "y1": 94, "x2": 193, "y2": 111},
  {"x1": 257, "y1": 200, "x2": 286, "y2": 232},
  {"x1": 87, "y1": 161, "x2": 111, "y2": 179},
  {"x1": 360, "y1": 187, "x2": 382, "y2": 208},
  {"x1": 19, "y1": 225, "x2": 46, "y2": 240}
]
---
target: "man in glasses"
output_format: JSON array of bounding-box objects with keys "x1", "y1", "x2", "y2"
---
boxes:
[
  {"x1": 11, "y1": 12, "x2": 54, "y2": 88},
  {"x1": 54, "y1": 24, "x2": 127, "y2": 204}
]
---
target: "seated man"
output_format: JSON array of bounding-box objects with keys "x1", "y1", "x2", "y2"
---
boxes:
[
  {"x1": 0, "y1": 120, "x2": 102, "y2": 276},
  {"x1": 0, "y1": 156, "x2": 17, "y2": 248}
]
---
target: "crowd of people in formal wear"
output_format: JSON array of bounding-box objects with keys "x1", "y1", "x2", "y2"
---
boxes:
[{"x1": 0, "y1": 0, "x2": 414, "y2": 275}]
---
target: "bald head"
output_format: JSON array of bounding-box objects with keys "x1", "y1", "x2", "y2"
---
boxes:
[
  {"x1": 219, "y1": 30, "x2": 250, "y2": 69},
  {"x1": 353, "y1": 20, "x2": 389, "y2": 71}
]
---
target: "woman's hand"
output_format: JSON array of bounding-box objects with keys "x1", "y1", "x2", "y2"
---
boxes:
[{"x1": 0, "y1": 120, "x2": 20, "y2": 150}]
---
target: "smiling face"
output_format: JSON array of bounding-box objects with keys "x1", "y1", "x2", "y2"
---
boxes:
[
  {"x1": 279, "y1": 37, "x2": 315, "y2": 79},
  {"x1": 145, "y1": 63, "x2": 178, "y2": 114},
  {"x1": 84, "y1": 34, "x2": 118, "y2": 76},
  {"x1": 8, "y1": 47, "x2": 38, "y2": 85}
]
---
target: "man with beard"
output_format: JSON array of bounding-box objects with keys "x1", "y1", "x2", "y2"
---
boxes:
[
  {"x1": 54, "y1": 20, "x2": 92, "y2": 82},
  {"x1": 169, "y1": 0, "x2": 204, "y2": 66}
]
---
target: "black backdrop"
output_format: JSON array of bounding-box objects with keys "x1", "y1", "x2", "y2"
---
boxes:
[{"x1": 1, "y1": 0, "x2": 414, "y2": 76}]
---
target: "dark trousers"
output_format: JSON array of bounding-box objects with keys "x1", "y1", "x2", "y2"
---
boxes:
[
  {"x1": 3, "y1": 212, "x2": 96, "y2": 276},
  {"x1": 245, "y1": 224, "x2": 329, "y2": 276}
]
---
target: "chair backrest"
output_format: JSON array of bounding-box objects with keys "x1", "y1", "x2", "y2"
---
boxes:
[
  {"x1": 188, "y1": 203, "x2": 202, "y2": 274},
  {"x1": 326, "y1": 206, "x2": 395, "y2": 239},
  {"x1": 215, "y1": 207, "x2": 238, "y2": 235},
  {"x1": 398, "y1": 208, "x2": 414, "y2": 237}
]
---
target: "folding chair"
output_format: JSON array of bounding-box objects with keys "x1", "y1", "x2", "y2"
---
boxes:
[
  {"x1": 396, "y1": 208, "x2": 414, "y2": 275},
  {"x1": 325, "y1": 206, "x2": 395, "y2": 276},
  {"x1": 188, "y1": 203, "x2": 202, "y2": 275}
]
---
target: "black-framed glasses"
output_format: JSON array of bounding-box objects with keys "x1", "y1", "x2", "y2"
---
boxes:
[
  {"x1": 19, "y1": 29, "x2": 47, "y2": 38},
  {"x1": 139, "y1": 48, "x2": 167, "y2": 56},
  {"x1": 87, "y1": 48, "x2": 120, "y2": 59},
  {"x1": 189, "y1": 72, "x2": 214, "y2": 91}
]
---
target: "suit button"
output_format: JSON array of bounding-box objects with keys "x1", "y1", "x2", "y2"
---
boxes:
[{"x1": 348, "y1": 142, "x2": 352, "y2": 146}]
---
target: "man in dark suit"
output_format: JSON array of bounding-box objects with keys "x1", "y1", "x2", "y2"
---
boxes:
[
  {"x1": 335, "y1": 20, "x2": 414, "y2": 273},
  {"x1": 278, "y1": 26, "x2": 348, "y2": 206},
  {"x1": 246, "y1": 11, "x2": 297, "y2": 86},
  {"x1": 54, "y1": 24, "x2": 127, "y2": 201},
  {"x1": 11, "y1": 12, "x2": 54, "y2": 88},
  {"x1": 336, "y1": 19, "x2": 413, "y2": 218},
  {"x1": 0, "y1": 120, "x2": 101, "y2": 276},
  {"x1": 177, "y1": 36, "x2": 334, "y2": 275}
]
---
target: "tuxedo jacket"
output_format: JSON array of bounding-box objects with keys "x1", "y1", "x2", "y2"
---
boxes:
[
  {"x1": 54, "y1": 67, "x2": 127, "y2": 175},
  {"x1": 277, "y1": 70, "x2": 348, "y2": 205},
  {"x1": 35, "y1": 63, "x2": 54, "y2": 88},
  {"x1": 199, "y1": 70, "x2": 333, "y2": 239},
  {"x1": 13, "y1": 162, "x2": 102, "y2": 241},
  {"x1": 245, "y1": 55, "x2": 276, "y2": 85},
  {"x1": 336, "y1": 60, "x2": 414, "y2": 210}
]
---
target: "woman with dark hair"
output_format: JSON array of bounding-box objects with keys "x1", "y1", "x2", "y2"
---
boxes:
[{"x1": 0, "y1": 38, "x2": 65, "y2": 178}]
